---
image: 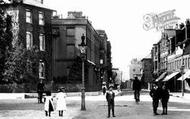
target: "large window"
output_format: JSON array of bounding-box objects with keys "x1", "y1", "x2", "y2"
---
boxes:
[
  {"x1": 66, "y1": 27, "x2": 75, "y2": 37},
  {"x1": 26, "y1": 9, "x2": 32, "y2": 23},
  {"x1": 67, "y1": 46, "x2": 75, "y2": 59},
  {"x1": 39, "y1": 61, "x2": 45, "y2": 79},
  {"x1": 26, "y1": 31, "x2": 33, "y2": 50},
  {"x1": 39, "y1": 11, "x2": 44, "y2": 25},
  {"x1": 39, "y1": 34, "x2": 45, "y2": 51}
]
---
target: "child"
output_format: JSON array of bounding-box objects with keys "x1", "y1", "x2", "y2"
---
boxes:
[
  {"x1": 56, "y1": 87, "x2": 67, "y2": 117},
  {"x1": 44, "y1": 91, "x2": 54, "y2": 117},
  {"x1": 161, "y1": 84, "x2": 169, "y2": 115},
  {"x1": 106, "y1": 86, "x2": 116, "y2": 118}
]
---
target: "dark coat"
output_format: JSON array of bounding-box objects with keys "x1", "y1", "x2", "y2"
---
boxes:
[
  {"x1": 133, "y1": 79, "x2": 141, "y2": 91},
  {"x1": 106, "y1": 91, "x2": 115, "y2": 103},
  {"x1": 150, "y1": 87, "x2": 161, "y2": 100},
  {"x1": 161, "y1": 89, "x2": 169, "y2": 101},
  {"x1": 37, "y1": 82, "x2": 45, "y2": 92}
]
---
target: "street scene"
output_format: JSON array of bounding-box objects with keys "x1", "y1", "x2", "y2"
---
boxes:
[
  {"x1": 1, "y1": 91, "x2": 190, "y2": 119},
  {"x1": 1, "y1": 0, "x2": 190, "y2": 119}
]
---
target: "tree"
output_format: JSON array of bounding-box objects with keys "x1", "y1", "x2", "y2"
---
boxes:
[{"x1": 0, "y1": 5, "x2": 12, "y2": 83}]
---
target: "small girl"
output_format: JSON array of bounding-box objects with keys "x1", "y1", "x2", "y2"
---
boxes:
[
  {"x1": 44, "y1": 91, "x2": 54, "y2": 117},
  {"x1": 56, "y1": 87, "x2": 67, "y2": 117}
]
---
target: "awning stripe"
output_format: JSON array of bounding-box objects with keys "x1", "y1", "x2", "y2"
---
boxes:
[
  {"x1": 178, "y1": 70, "x2": 190, "y2": 81},
  {"x1": 163, "y1": 72, "x2": 179, "y2": 82},
  {"x1": 155, "y1": 72, "x2": 167, "y2": 82}
]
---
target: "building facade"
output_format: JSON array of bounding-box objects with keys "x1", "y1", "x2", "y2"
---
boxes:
[
  {"x1": 52, "y1": 12, "x2": 111, "y2": 91},
  {"x1": 141, "y1": 56, "x2": 153, "y2": 89},
  {"x1": 0, "y1": 0, "x2": 54, "y2": 92},
  {"x1": 129, "y1": 58, "x2": 142, "y2": 80},
  {"x1": 151, "y1": 20, "x2": 190, "y2": 91}
]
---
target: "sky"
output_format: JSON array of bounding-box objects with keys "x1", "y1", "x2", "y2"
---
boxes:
[{"x1": 44, "y1": 0, "x2": 190, "y2": 80}]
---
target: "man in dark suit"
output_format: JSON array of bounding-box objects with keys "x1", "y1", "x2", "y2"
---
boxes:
[
  {"x1": 37, "y1": 80, "x2": 45, "y2": 103},
  {"x1": 132, "y1": 77, "x2": 141, "y2": 103},
  {"x1": 106, "y1": 86, "x2": 116, "y2": 118},
  {"x1": 150, "y1": 83, "x2": 161, "y2": 115}
]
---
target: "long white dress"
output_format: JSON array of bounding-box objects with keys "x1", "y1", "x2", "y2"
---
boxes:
[
  {"x1": 44, "y1": 96, "x2": 54, "y2": 111},
  {"x1": 56, "y1": 92, "x2": 67, "y2": 111}
]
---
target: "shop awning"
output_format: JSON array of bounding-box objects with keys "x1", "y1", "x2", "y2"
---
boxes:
[
  {"x1": 155, "y1": 72, "x2": 167, "y2": 82},
  {"x1": 178, "y1": 70, "x2": 190, "y2": 81},
  {"x1": 162, "y1": 72, "x2": 180, "y2": 82}
]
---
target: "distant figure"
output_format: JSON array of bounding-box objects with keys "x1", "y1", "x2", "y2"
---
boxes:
[
  {"x1": 132, "y1": 77, "x2": 141, "y2": 103},
  {"x1": 56, "y1": 87, "x2": 67, "y2": 117},
  {"x1": 102, "y1": 85, "x2": 107, "y2": 95},
  {"x1": 44, "y1": 91, "x2": 54, "y2": 117},
  {"x1": 150, "y1": 83, "x2": 161, "y2": 115},
  {"x1": 106, "y1": 86, "x2": 116, "y2": 118},
  {"x1": 161, "y1": 84, "x2": 170, "y2": 115},
  {"x1": 37, "y1": 80, "x2": 45, "y2": 103}
]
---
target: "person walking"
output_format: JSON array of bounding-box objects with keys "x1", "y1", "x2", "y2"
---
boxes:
[
  {"x1": 161, "y1": 84, "x2": 170, "y2": 115},
  {"x1": 150, "y1": 83, "x2": 161, "y2": 115},
  {"x1": 37, "y1": 80, "x2": 45, "y2": 103},
  {"x1": 132, "y1": 77, "x2": 141, "y2": 103},
  {"x1": 106, "y1": 86, "x2": 116, "y2": 118},
  {"x1": 56, "y1": 87, "x2": 67, "y2": 117},
  {"x1": 44, "y1": 91, "x2": 54, "y2": 117}
]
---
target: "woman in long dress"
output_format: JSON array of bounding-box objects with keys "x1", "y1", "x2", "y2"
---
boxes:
[{"x1": 56, "y1": 87, "x2": 67, "y2": 117}]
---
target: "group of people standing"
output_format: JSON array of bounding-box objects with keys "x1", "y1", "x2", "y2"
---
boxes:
[
  {"x1": 132, "y1": 77, "x2": 170, "y2": 116},
  {"x1": 150, "y1": 83, "x2": 170, "y2": 115},
  {"x1": 37, "y1": 80, "x2": 67, "y2": 117},
  {"x1": 44, "y1": 87, "x2": 67, "y2": 117}
]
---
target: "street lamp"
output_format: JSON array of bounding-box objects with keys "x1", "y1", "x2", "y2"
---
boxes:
[{"x1": 78, "y1": 34, "x2": 86, "y2": 111}]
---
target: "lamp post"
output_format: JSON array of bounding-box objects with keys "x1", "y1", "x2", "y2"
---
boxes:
[
  {"x1": 78, "y1": 34, "x2": 86, "y2": 111},
  {"x1": 180, "y1": 65, "x2": 185, "y2": 96}
]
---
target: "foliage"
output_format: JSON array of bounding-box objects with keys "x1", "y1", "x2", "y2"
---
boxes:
[{"x1": 0, "y1": 8, "x2": 12, "y2": 82}]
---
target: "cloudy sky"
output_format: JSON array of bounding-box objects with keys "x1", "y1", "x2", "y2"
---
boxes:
[{"x1": 44, "y1": 0, "x2": 189, "y2": 80}]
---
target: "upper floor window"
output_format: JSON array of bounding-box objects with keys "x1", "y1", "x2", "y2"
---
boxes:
[
  {"x1": 39, "y1": 61, "x2": 45, "y2": 79},
  {"x1": 39, "y1": 11, "x2": 44, "y2": 25},
  {"x1": 26, "y1": 9, "x2": 32, "y2": 23},
  {"x1": 66, "y1": 27, "x2": 75, "y2": 37},
  {"x1": 26, "y1": 31, "x2": 33, "y2": 50},
  {"x1": 39, "y1": 34, "x2": 45, "y2": 51}
]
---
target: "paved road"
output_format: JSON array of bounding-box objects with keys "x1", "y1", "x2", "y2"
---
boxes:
[{"x1": 0, "y1": 94, "x2": 190, "y2": 119}]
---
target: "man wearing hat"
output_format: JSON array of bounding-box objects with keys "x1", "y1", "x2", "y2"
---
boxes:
[{"x1": 106, "y1": 85, "x2": 116, "y2": 118}]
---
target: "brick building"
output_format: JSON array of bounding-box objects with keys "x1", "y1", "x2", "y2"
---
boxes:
[
  {"x1": 141, "y1": 55, "x2": 153, "y2": 89},
  {"x1": 0, "y1": 0, "x2": 54, "y2": 92},
  {"x1": 52, "y1": 12, "x2": 111, "y2": 91},
  {"x1": 151, "y1": 20, "x2": 190, "y2": 91}
]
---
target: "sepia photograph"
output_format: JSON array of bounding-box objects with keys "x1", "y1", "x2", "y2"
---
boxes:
[{"x1": 0, "y1": 0, "x2": 190, "y2": 119}]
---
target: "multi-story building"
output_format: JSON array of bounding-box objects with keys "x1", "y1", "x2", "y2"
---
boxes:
[
  {"x1": 129, "y1": 58, "x2": 142, "y2": 80},
  {"x1": 106, "y1": 41, "x2": 112, "y2": 82},
  {"x1": 151, "y1": 20, "x2": 190, "y2": 91},
  {"x1": 141, "y1": 55, "x2": 153, "y2": 89},
  {"x1": 152, "y1": 43, "x2": 160, "y2": 78},
  {"x1": 0, "y1": 0, "x2": 54, "y2": 92},
  {"x1": 52, "y1": 11, "x2": 111, "y2": 91}
]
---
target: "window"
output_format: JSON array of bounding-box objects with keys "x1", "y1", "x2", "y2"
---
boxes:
[
  {"x1": 26, "y1": 32, "x2": 33, "y2": 50},
  {"x1": 39, "y1": 61, "x2": 45, "y2": 79},
  {"x1": 39, "y1": 11, "x2": 44, "y2": 25},
  {"x1": 67, "y1": 46, "x2": 75, "y2": 59},
  {"x1": 26, "y1": 9, "x2": 32, "y2": 23},
  {"x1": 26, "y1": 59, "x2": 32, "y2": 72},
  {"x1": 188, "y1": 58, "x2": 190, "y2": 68},
  {"x1": 66, "y1": 27, "x2": 75, "y2": 37},
  {"x1": 39, "y1": 34, "x2": 45, "y2": 51}
]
